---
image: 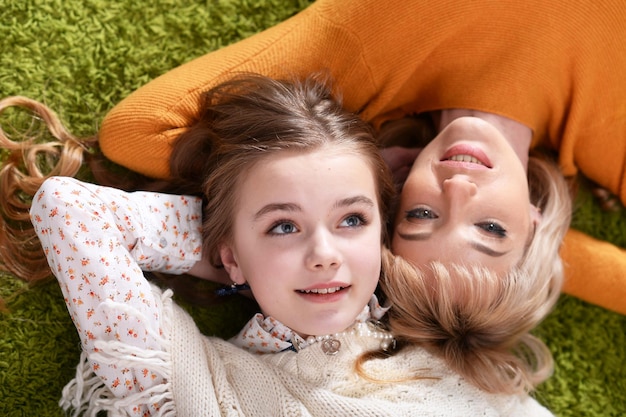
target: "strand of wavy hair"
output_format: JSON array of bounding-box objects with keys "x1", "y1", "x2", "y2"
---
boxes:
[
  {"x1": 0, "y1": 96, "x2": 89, "y2": 283},
  {"x1": 378, "y1": 250, "x2": 555, "y2": 395}
]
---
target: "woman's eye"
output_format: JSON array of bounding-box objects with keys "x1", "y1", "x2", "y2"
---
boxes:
[
  {"x1": 269, "y1": 222, "x2": 299, "y2": 235},
  {"x1": 406, "y1": 207, "x2": 438, "y2": 220},
  {"x1": 477, "y1": 222, "x2": 507, "y2": 238},
  {"x1": 340, "y1": 214, "x2": 366, "y2": 228}
]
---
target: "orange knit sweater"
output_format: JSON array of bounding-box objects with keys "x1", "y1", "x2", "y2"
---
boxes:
[{"x1": 99, "y1": 0, "x2": 626, "y2": 314}]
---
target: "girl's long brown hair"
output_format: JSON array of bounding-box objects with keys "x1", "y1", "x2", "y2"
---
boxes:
[
  {"x1": 0, "y1": 96, "x2": 91, "y2": 283},
  {"x1": 151, "y1": 73, "x2": 397, "y2": 304},
  {"x1": 0, "y1": 75, "x2": 397, "y2": 293},
  {"x1": 164, "y1": 73, "x2": 396, "y2": 265}
]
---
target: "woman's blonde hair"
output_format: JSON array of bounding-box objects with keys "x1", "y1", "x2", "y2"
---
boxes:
[{"x1": 366, "y1": 152, "x2": 572, "y2": 395}]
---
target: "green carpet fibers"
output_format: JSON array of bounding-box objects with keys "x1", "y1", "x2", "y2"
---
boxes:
[{"x1": 0, "y1": 1, "x2": 624, "y2": 416}]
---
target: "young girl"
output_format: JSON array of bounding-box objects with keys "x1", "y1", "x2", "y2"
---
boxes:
[
  {"x1": 92, "y1": 0, "x2": 626, "y2": 315},
  {"x1": 27, "y1": 74, "x2": 555, "y2": 416}
]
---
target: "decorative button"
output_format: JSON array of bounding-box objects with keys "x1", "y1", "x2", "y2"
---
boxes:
[{"x1": 321, "y1": 338, "x2": 341, "y2": 355}]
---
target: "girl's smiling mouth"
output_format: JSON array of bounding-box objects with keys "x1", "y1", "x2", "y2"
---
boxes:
[
  {"x1": 297, "y1": 286, "x2": 347, "y2": 294},
  {"x1": 295, "y1": 285, "x2": 351, "y2": 303}
]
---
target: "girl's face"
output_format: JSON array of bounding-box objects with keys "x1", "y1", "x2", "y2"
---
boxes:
[
  {"x1": 220, "y1": 148, "x2": 382, "y2": 337},
  {"x1": 392, "y1": 117, "x2": 540, "y2": 275}
]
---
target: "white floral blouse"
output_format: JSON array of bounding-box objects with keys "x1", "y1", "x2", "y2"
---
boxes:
[{"x1": 31, "y1": 176, "x2": 203, "y2": 415}]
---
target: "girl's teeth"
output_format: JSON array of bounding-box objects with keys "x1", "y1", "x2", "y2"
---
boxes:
[
  {"x1": 448, "y1": 154, "x2": 484, "y2": 165},
  {"x1": 303, "y1": 287, "x2": 342, "y2": 294}
]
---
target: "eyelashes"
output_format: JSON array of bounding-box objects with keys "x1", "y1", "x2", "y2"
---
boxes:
[
  {"x1": 268, "y1": 221, "x2": 298, "y2": 235},
  {"x1": 476, "y1": 222, "x2": 507, "y2": 238},
  {"x1": 404, "y1": 207, "x2": 507, "y2": 238},
  {"x1": 266, "y1": 212, "x2": 371, "y2": 236},
  {"x1": 340, "y1": 213, "x2": 369, "y2": 228},
  {"x1": 405, "y1": 207, "x2": 438, "y2": 220}
]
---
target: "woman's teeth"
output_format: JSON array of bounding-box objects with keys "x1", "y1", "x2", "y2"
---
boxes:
[
  {"x1": 447, "y1": 154, "x2": 485, "y2": 165},
  {"x1": 300, "y1": 287, "x2": 343, "y2": 294}
]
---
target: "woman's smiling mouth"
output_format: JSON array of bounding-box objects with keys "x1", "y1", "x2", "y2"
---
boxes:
[
  {"x1": 446, "y1": 154, "x2": 486, "y2": 165},
  {"x1": 441, "y1": 145, "x2": 492, "y2": 168}
]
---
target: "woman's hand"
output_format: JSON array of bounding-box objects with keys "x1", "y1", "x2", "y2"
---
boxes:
[{"x1": 381, "y1": 146, "x2": 422, "y2": 186}]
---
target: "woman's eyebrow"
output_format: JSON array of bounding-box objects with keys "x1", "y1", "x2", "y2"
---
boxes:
[
  {"x1": 470, "y1": 242, "x2": 509, "y2": 257},
  {"x1": 396, "y1": 232, "x2": 509, "y2": 258},
  {"x1": 396, "y1": 231, "x2": 430, "y2": 241}
]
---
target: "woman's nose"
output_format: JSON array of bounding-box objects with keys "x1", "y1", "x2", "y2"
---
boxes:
[
  {"x1": 306, "y1": 229, "x2": 342, "y2": 270},
  {"x1": 442, "y1": 176, "x2": 478, "y2": 203}
]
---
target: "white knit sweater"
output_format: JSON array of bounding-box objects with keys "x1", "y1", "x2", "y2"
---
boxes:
[{"x1": 62, "y1": 284, "x2": 552, "y2": 417}]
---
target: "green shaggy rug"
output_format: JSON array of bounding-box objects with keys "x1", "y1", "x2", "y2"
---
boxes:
[{"x1": 1, "y1": 1, "x2": 625, "y2": 416}]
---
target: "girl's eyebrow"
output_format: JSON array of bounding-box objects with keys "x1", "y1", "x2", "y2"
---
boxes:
[
  {"x1": 255, "y1": 196, "x2": 375, "y2": 219},
  {"x1": 334, "y1": 195, "x2": 375, "y2": 209},
  {"x1": 254, "y1": 203, "x2": 301, "y2": 219}
]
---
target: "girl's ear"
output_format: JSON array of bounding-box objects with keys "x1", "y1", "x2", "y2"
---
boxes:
[
  {"x1": 219, "y1": 245, "x2": 246, "y2": 284},
  {"x1": 530, "y1": 204, "x2": 543, "y2": 227}
]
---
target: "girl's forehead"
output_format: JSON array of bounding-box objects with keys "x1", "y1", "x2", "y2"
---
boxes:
[
  {"x1": 228, "y1": 145, "x2": 381, "y2": 205},
  {"x1": 238, "y1": 150, "x2": 377, "y2": 193},
  {"x1": 245, "y1": 144, "x2": 368, "y2": 170}
]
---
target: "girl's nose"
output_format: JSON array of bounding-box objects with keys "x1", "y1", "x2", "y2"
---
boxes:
[{"x1": 306, "y1": 229, "x2": 342, "y2": 270}]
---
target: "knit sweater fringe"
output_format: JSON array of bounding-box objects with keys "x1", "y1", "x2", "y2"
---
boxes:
[{"x1": 59, "y1": 288, "x2": 176, "y2": 417}]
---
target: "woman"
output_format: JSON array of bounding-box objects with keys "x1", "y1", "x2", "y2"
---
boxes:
[{"x1": 96, "y1": 0, "x2": 626, "y2": 314}]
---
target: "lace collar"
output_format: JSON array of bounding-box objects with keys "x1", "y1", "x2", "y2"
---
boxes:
[{"x1": 230, "y1": 294, "x2": 389, "y2": 354}]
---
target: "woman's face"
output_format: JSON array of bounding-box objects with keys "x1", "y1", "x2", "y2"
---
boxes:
[
  {"x1": 220, "y1": 148, "x2": 382, "y2": 337},
  {"x1": 392, "y1": 116, "x2": 540, "y2": 275}
]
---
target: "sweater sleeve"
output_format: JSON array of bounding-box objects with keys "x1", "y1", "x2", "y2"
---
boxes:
[
  {"x1": 30, "y1": 176, "x2": 203, "y2": 415},
  {"x1": 98, "y1": 0, "x2": 384, "y2": 179},
  {"x1": 560, "y1": 229, "x2": 626, "y2": 315}
]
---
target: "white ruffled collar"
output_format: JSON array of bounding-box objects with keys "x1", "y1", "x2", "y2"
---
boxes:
[{"x1": 230, "y1": 294, "x2": 389, "y2": 354}]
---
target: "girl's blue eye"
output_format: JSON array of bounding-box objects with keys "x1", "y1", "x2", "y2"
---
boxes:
[
  {"x1": 477, "y1": 222, "x2": 507, "y2": 238},
  {"x1": 269, "y1": 222, "x2": 298, "y2": 235},
  {"x1": 341, "y1": 214, "x2": 365, "y2": 227},
  {"x1": 406, "y1": 208, "x2": 438, "y2": 220}
]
